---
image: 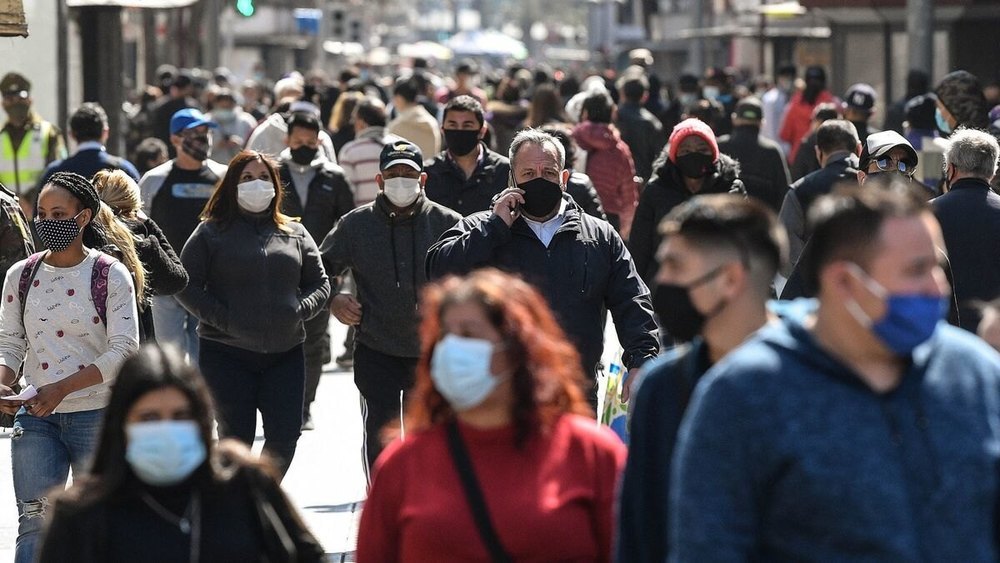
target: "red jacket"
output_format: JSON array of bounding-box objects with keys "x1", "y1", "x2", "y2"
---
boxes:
[
  {"x1": 779, "y1": 89, "x2": 837, "y2": 163},
  {"x1": 572, "y1": 122, "x2": 639, "y2": 236}
]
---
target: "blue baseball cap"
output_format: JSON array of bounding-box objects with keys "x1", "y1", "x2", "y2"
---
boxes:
[{"x1": 170, "y1": 108, "x2": 218, "y2": 135}]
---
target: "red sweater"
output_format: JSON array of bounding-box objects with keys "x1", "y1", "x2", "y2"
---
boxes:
[
  {"x1": 778, "y1": 89, "x2": 837, "y2": 163},
  {"x1": 572, "y1": 122, "x2": 639, "y2": 236},
  {"x1": 356, "y1": 414, "x2": 627, "y2": 563}
]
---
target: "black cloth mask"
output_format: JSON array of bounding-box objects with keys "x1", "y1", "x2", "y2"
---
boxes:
[
  {"x1": 652, "y1": 266, "x2": 726, "y2": 342},
  {"x1": 290, "y1": 145, "x2": 318, "y2": 165},
  {"x1": 675, "y1": 152, "x2": 715, "y2": 179},
  {"x1": 444, "y1": 129, "x2": 480, "y2": 156},
  {"x1": 518, "y1": 177, "x2": 563, "y2": 218},
  {"x1": 182, "y1": 134, "x2": 211, "y2": 161}
]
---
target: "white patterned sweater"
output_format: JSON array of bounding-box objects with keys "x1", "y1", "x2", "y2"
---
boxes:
[{"x1": 0, "y1": 249, "x2": 139, "y2": 412}]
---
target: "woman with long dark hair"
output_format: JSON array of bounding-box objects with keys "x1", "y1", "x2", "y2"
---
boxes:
[
  {"x1": 357, "y1": 269, "x2": 626, "y2": 562},
  {"x1": 37, "y1": 344, "x2": 325, "y2": 562},
  {"x1": 0, "y1": 172, "x2": 140, "y2": 563},
  {"x1": 176, "y1": 150, "x2": 329, "y2": 479}
]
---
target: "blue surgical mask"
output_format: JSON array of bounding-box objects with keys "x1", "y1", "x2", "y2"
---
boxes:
[
  {"x1": 935, "y1": 107, "x2": 953, "y2": 135},
  {"x1": 430, "y1": 334, "x2": 507, "y2": 411},
  {"x1": 845, "y1": 263, "x2": 947, "y2": 356},
  {"x1": 126, "y1": 420, "x2": 207, "y2": 486}
]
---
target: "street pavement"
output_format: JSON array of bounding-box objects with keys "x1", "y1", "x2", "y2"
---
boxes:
[{"x1": 0, "y1": 320, "x2": 367, "y2": 562}]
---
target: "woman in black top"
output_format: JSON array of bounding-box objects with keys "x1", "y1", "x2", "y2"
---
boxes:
[{"x1": 37, "y1": 344, "x2": 324, "y2": 563}]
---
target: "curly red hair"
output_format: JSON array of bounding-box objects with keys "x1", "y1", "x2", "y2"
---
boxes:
[{"x1": 405, "y1": 269, "x2": 592, "y2": 446}]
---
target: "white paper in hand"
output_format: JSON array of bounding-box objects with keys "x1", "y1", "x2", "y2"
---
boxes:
[{"x1": 1, "y1": 385, "x2": 37, "y2": 401}]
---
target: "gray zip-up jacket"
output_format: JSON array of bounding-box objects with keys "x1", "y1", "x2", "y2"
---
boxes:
[
  {"x1": 178, "y1": 212, "x2": 330, "y2": 353},
  {"x1": 319, "y1": 193, "x2": 462, "y2": 358}
]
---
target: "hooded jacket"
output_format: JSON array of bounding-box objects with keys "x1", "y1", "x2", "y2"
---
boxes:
[
  {"x1": 319, "y1": 194, "x2": 462, "y2": 358},
  {"x1": 426, "y1": 194, "x2": 659, "y2": 376},
  {"x1": 278, "y1": 148, "x2": 356, "y2": 245},
  {"x1": 628, "y1": 152, "x2": 745, "y2": 285},
  {"x1": 672, "y1": 316, "x2": 1000, "y2": 561},
  {"x1": 572, "y1": 121, "x2": 639, "y2": 235}
]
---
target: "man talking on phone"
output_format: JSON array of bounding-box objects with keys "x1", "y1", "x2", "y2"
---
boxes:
[{"x1": 427, "y1": 129, "x2": 659, "y2": 406}]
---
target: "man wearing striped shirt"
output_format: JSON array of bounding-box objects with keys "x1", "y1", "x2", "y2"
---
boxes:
[{"x1": 338, "y1": 98, "x2": 400, "y2": 206}]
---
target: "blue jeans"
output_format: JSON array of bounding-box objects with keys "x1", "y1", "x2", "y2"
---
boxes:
[
  {"x1": 198, "y1": 339, "x2": 304, "y2": 479},
  {"x1": 11, "y1": 408, "x2": 103, "y2": 563},
  {"x1": 151, "y1": 295, "x2": 200, "y2": 364}
]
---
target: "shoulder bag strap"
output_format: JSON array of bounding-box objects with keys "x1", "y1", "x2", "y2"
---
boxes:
[{"x1": 445, "y1": 420, "x2": 512, "y2": 563}]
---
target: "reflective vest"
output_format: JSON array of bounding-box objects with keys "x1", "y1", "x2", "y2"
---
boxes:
[{"x1": 0, "y1": 121, "x2": 51, "y2": 196}]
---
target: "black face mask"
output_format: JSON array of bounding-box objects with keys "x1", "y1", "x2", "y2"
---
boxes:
[
  {"x1": 182, "y1": 134, "x2": 211, "y2": 161},
  {"x1": 675, "y1": 152, "x2": 715, "y2": 179},
  {"x1": 444, "y1": 129, "x2": 480, "y2": 156},
  {"x1": 290, "y1": 145, "x2": 318, "y2": 165},
  {"x1": 652, "y1": 266, "x2": 726, "y2": 342},
  {"x1": 518, "y1": 177, "x2": 563, "y2": 218}
]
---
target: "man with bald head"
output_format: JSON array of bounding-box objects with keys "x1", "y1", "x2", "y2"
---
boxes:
[{"x1": 427, "y1": 129, "x2": 659, "y2": 402}]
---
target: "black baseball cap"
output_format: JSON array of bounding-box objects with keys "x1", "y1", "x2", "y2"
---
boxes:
[
  {"x1": 733, "y1": 97, "x2": 763, "y2": 121},
  {"x1": 380, "y1": 139, "x2": 423, "y2": 171}
]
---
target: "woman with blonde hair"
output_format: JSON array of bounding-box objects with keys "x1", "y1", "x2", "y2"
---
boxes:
[
  {"x1": 92, "y1": 169, "x2": 188, "y2": 341},
  {"x1": 358, "y1": 268, "x2": 626, "y2": 562}
]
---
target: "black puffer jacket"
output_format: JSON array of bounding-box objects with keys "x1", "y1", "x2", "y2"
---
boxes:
[{"x1": 628, "y1": 153, "x2": 746, "y2": 285}]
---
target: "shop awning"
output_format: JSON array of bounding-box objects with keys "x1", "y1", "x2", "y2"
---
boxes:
[
  {"x1": 66, "y1": 0, "x2": 198, "y2": 7},
  {"x1": 0, "y1": 0, "x2": 27, "y2": 37}
]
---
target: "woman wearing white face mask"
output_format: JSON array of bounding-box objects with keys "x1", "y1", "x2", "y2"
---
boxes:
[
  {"x1": 176, "y1": 150, "x2": 330, "y2": 480},
  {"x1": 357, "y1": 269, "x2": 627, "y2": 562},
  {"x1": 37, "y1": 344, "x2": 325, "y2": 562}
]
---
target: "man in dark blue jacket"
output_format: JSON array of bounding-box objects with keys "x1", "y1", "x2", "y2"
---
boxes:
[
  {"x1": 618, "y1": 194, "x2": 786, "y2": 563},
  {"x1": 37, "y1": 103, "x2": 140, "y2": 191},
  {"x1": 672, "y1": 185, "x2": 1000, "y2": 561},
  {"x1": 932, "y1": 127, "x2": 1000, "y2": 331},
  {"x1": 426, "y1": 129, "x2": 659, "y2": 401}
]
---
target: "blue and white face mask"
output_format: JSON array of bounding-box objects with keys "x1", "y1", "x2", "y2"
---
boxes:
[
  {"x1": 845, "y1": 263, "x2": 947, "y2": 356},
  {"x1": 430, "y1": 334, "x2": 507, "y2": 411},
  {"x1": 126, "y1": 420, "x2": 207, "y2": 486}
]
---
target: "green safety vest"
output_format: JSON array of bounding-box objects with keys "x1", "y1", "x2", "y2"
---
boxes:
[{"x1": 0, "y1": 121, "x2": 51, "y2": 196}]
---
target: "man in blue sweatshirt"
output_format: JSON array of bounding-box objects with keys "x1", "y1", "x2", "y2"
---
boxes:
[
  {"x1": 671, "y1": 184, "x2": 1000, "y2": 561},
  {"x1": 617, "y1": 194, "x2": 787, "y2": 563}
]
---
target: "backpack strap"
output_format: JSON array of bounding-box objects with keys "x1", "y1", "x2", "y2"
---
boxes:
[
  {"x1": 90, "y1": 253, "x2": 115, "y2": 326},
  {"x1": 17, "y1": 251, "x2": 45, "y2": 309}
]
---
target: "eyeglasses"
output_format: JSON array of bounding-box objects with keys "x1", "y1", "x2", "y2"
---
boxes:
[{"x1": 872, "y1": 157, "x2": 916, "y2": 178}]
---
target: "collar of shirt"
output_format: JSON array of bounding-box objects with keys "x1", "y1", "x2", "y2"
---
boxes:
[
  {"x1": 522, "y1": 198, "x2": 567, "y2": 247},
  {"x1": 74, "y1": 140, "x2": 105, "y2": 154}
]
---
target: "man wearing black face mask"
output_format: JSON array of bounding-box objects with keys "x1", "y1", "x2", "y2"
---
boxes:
[
  {"x1": 139, "y1": 108, "x2": 227, "y2": 364},
  {"x1": 618, "y1": 194, "x2": 786, "y2": 563},
  {"x1": 427, "y1": 129, "x2": 659, "y2": 406},
  {"x1": 423, "y1": 95, "x2": 511, "y2": 216},
  {"x1": 277, "y1": 112, "x2": 355, "y2": 429}
]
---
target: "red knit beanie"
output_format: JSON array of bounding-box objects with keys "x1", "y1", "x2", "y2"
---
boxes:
[{"x1": 668, "y1": 118, "x2": 720, "y2": 164}]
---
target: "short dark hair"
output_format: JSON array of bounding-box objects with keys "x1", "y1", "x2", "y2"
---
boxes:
[
  {"x1": 815, "y1": 119, "x2": 859, "y2": 155},
  {"x1": 135, "y1": 137, "x2": 168, "y2": 168},
  {"x1": 659, "y1": 194, "x2": 787, "y2": 292},
  {"x1": 619, "y1": 75, "x2": 649, "y2": 102},
  {"x1": 393, "y1": 76, "x2": 420, "y2": 104},
  {"x1": 581, "y1": 90, "x2": 614, "y2": 123},
  {"x1": 353, "y1": 97, "x2": 386, "y2": 128},
  {"x1": 802, "y1": 183, "x2": 928, "y2": 292},
  {"x1": 540, "y1": 125, "x2": 577, "y2": 169},
  {"x1": 443, "y1": 95, "x2": 485, "y2": 128},
  {"x1": 286, "y1": 112, "x2": 320, "y2": 136},
  {"x1": 69, "y1": 102, "x2": 108, "y2": 141}
]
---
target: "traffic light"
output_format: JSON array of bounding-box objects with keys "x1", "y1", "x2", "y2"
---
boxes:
[{"x1": 235, "y1": 0, "x2": 255, "y2": 17}]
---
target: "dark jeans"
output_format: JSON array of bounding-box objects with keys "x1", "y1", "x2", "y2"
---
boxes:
[
  {"x1": 303, "y1": 310, "x2": 332, "y2": 416},
  {"x1": 199, "y1": 338, "x2": 305, "y2": 479},
  {"x1": 354, "y1": 342, "x2": 416, "y2": 484}
]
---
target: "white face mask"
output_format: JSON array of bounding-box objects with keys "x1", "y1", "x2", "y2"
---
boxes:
[
  {"x1": 237, "y1": 179, "x2": 276, "y2": 213},
  {"x1": 383, "y1": 176, "x2": 421, "y2": 207},
  {"x1": 430, "y1": 334, "x2": 506, "y2": 411}
]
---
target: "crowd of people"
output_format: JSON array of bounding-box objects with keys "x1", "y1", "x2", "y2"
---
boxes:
[{"x1": 0, "y1": 48, "x2": 997, "y2": 561}]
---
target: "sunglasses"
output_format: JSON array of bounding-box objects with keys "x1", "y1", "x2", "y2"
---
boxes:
[{"x1": 872, "y1": 157, "x2": 916, "y2": 178}]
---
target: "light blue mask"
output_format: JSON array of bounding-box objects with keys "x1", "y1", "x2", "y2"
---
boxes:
[
  {"x1": 430, "y1": 334, "x2": 506, "y2": 411},
  {"x1": 845, "y1": 264, "x2": 947, "y2": 356},
  {"x1": 126, "y1": 420, "x2": 207, "y2": 486},
  {"x1": 935, "y1": 107, "x2": 953, "y2": 135}
]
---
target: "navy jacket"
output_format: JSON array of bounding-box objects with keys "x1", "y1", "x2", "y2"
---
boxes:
[
  {"x1": 617, "y1": 338, "x2": 711, "y2": 563},
  {"x1": 932, "y1": 177, "x2": 1000, "y2": 331},
  {"x1": 672, "y1": 317, "x2": 1000, "y2": 561},
  {"x1": 37, "y1": 148, "x2": 140, "y2": 191},
  {"x1": 423, "y1": 144, "x2": 511, "y2": 217},
  {"x1": 426, "y1": 194, "x2": 659, "y2": 375}
]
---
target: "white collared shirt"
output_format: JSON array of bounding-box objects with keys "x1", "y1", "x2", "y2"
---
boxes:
[
  {"x1": 74, "y1": 140, "x2": 105, "y2": 154},
  {"x1": 523, "y1": 199, "x2": 567, "y2": 248}
]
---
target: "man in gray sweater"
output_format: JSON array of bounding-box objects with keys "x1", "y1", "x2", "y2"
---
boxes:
[{"x1": 319, "y1": 139, "x2": 461, "y2": 483}]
